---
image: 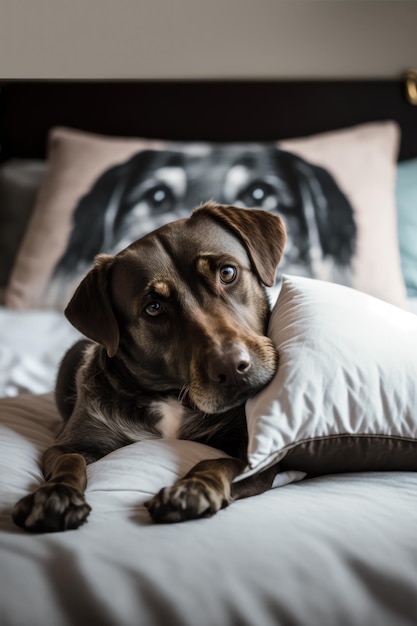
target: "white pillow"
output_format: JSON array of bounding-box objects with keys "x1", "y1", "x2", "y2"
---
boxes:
[{"x1": 243, "y1": 275, "x2": 417, "y2": 479}]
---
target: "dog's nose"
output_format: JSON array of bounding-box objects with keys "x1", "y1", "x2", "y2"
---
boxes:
[{"x1": 208, "y1": 345, "x2": 251, "y2": 387}]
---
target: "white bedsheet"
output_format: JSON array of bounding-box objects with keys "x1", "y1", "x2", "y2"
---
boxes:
[
  {"x1": 1, "y1": 393, "x2": 417, "y2": 626},
  {"x1": 0, "y1": 308, "x2": 81, "y2": 397}
]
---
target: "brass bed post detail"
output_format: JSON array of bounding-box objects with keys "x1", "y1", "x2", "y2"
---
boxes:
[{"x1": 405, "y1": 69, "x2": 417, "y2": 106}]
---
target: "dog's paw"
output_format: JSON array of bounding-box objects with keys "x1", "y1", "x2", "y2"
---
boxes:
[
  {"x1": 145, "y1": 478, "x2": 229, "y2": 523},
  {"x1": 12, "y1": 483, "x2": 91, "y2": 533}
]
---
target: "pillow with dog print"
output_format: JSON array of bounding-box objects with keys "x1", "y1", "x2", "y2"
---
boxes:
[
  {"x1": 242, "y1": 275, "x2": 417, "y2": 481},
  {"x1": 5, "y1": 122, "x2": 406, "y2": 310}
]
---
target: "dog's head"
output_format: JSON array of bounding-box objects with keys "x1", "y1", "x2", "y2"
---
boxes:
[
  {"x1": 65, "y1": 203, "x2": 286, "y2": 414},
  {"x1": 53, "y1": 146, "x2": 355, "y2": 293}
]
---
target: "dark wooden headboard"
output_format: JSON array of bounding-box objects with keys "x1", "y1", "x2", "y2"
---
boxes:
[{"x1": 1, "y1": 79, "x2": 416, "y2": 162}]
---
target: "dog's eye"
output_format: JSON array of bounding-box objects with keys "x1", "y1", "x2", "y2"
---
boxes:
[
  {"x1": 145, "y1": 301, "x2": 164, "y2": 317},
  {"x1": 143, "y1": 184, "x2": 175, "y2": 211},
  {"x1": 239, "y1": 182, "x2": 277, "y2": 209},
  {"x1": 219, "y1": 265, "x2": 237, "y2": 284},
  {"x1": 251, "y1": 184, "x2": 268, "y2": 202}
]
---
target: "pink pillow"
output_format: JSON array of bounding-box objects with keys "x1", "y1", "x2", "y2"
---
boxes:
[{"x1": 5, "y1": 122, "x2": 406, "y2": 310}]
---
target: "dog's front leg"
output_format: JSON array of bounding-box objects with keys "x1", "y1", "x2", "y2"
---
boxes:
[
  {"x1": 145, "y1": 457, "x2": 244, "y2": 523},
  {"x1": 12, "y1": 445, "x2": 91, "y2": 533},
  {"x1": 146, "y1": 459, "x2": 281, "y2": 524}
]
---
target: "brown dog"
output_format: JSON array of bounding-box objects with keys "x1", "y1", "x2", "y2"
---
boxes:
[{"x1": 12, "y1": 202, "x2": 286, "y2": 532}]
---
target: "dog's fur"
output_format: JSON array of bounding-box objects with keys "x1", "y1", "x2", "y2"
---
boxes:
[{"x1": 12, "y1": 202, "x2": 286, "y2": 532}]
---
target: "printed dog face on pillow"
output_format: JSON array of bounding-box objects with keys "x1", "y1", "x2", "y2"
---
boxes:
[{"x1": 47, "y1": 144, "x2": 356, "y2": 305}]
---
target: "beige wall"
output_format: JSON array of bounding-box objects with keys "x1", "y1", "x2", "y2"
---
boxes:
[{"x1": 0, "y1": 0, "x2": 416, "y2": 79}]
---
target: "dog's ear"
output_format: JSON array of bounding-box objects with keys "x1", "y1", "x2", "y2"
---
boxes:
[
  {"x1": 65, "y1": 254, "x2": 120, "y2": 358},
  {"x1": 293, "y1": 158, "x2": 357, "y2": 265},
  {"x1": 194, "y1": 202, "x2": 286, "y2": 287}
]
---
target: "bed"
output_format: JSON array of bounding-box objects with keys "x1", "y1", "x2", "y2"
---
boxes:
[{"x1": 1, "y1": 79, "x2": 417, "y2": 626}]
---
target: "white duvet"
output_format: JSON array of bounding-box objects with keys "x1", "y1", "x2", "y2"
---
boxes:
[
  {"x1": 1, "y1": 304, "x2": 417, "y2": 625},
  {"x1": 0, "y1": 307, "x2": 81, "y2": 397},
  {"x1": 1, "y1": 394, "x2": 417, "y2": 626}
]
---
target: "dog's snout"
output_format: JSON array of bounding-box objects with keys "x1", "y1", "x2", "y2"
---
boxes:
[{"x1": 208, "y1": 345, "x2": 251, "y2": 387}]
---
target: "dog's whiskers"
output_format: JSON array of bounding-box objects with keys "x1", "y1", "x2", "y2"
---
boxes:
[
  {"x1": 178, "y1": 384, "x2": 190, "y2": 404},
  {"x1": 91, "y1": 368, "x2": 105, "y2": 380},
  {"x1": 178, "y1": 385, "x2": 208, "y2": 416}
]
